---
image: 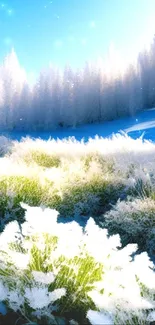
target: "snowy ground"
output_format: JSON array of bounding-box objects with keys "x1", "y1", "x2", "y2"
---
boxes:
[{"x1": 1, "y1": 108, "x2": 155, "y2": 141}]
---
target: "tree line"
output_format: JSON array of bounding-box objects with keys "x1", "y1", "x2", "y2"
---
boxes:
[{"x1": 0, "y1": 37, "x2": 155, "y2": 131}]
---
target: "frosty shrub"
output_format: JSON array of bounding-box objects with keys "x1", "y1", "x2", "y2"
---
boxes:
[
  {"x1": 0, "y1": 204, "x2": 155, "y2": 324},
  {"x1": 87, "y1": 252, "x2": 155, "y2": 325},
  {"x1": 126, "y1": 165, "x2": 155, "y2": 199},
  {"x1": 103, "y1": 197, "x2": 155, "y2": 256}
]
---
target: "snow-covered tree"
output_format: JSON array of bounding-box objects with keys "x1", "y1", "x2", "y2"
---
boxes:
[
  {"x1": 0, "y1": 48, "x2": 26, "y2": 129},
  {"x1": 1, "y1": 39, "x2": 155, "y2": 131},
  {"x1": 61, "y1": 65, "x2": 75, "y2": 126}
]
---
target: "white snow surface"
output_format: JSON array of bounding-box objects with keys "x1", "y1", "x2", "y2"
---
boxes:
[{"x1": 1, "y1": 108, "x2": 155, "y2": 142}]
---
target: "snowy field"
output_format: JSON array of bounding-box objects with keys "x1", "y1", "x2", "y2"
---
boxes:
[{"x1": 1, "y1": 108, "x2": 155, "y2": 142}]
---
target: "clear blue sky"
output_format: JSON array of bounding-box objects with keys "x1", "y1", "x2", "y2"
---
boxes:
[{"x1": 0, "y1": 0, "x2": 155, "y2": 82}]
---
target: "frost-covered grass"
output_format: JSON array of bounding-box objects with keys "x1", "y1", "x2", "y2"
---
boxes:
[
  {"x1": 0, "y1": 135, "x2": 128, "y2": 224},
  {"x1": 0, "y1": 134, "x2": 155, "y2": 323},
  {"x1": 0, "y1": 204, "x2": 155, "y2": 325},
  {"x1": 0, "y1": 134, "x2": 155, "y2": 243},
  {"x1": 0, "y1": 163, "x2": 123, "y2": 223}
]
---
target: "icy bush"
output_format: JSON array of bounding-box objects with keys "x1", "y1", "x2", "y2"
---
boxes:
[
  {"x1": 125, "y1": 164, "x2": 155, "y2": 199},
  {"x1": 87, "y1": 252, "x2": 155, "y2": 325},
  {"x1": 0, "y1": 204, "x2": 155, "y2": 324},
  {"x1": 103, "y1": 197, "x2": 155, "y2": 256}
]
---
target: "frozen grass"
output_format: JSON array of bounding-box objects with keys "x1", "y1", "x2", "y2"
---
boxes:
[
  {"x1": 0, "y1": 135, "x2": 128, "y2": 225},
  {"x1": 0, "y1": 204, "x2": 155, "y2": 325},
  {"x1": 0, "y1": 134, "x2": 155, "y2": 323},
  {"x1": 0, "y1": 134, "x2": 155, "y2": 247},
  {"x1": 0, "y1": 134, "x2": 155, "y2": 228},
  {"x1": 8, "y1": 132, "x2": 155, "y2": 176}
]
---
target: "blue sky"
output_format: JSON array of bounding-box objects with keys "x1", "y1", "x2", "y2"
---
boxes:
[{"x1": 0, "y1": 0, "x2": 155, "y2": 83}]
